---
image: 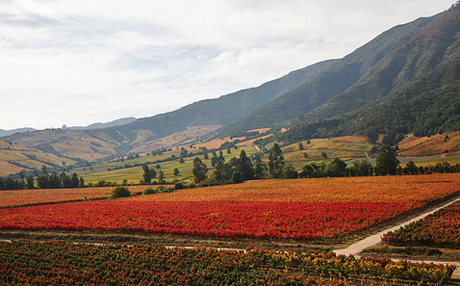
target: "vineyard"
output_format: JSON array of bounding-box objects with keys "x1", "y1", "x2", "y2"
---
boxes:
[
  {"x1": 0, "y1": 240, "x2": 455, "y2": 285},
  {"x1": 0, "y1": 201, "x2": 419, "y2": 240},
  {"x1": 0, "y1": 185, "x2": 152, "y2": 208},
  {"x1": 0, "y1": 174, "x2": 459, "y2": 285},
  {"x1": 1, "y1": 174, "x2": 459, "y2": 241},
  {"x1": 382, "y1": 200, "x2": 460, "y2": 248},
  {"x1": 124, "y1": 173, "x2": 460, "y2": 203}
]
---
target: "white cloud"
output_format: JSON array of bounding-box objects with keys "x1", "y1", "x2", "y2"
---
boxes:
[{"x1": 0, "y1": 0, "x2": 456, "y2": 130}]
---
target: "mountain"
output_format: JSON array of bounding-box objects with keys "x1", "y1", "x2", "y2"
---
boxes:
[
  {"x1": 1, "y1": 60, "x2": 337, "y2": 159},
  {"x1": 0, "y1": 128, "x2": 37, "y2": 138},
  {"x1": 3, "y1": 3, "x2": 460, "y2": 165},
  {"x1": 68, "y1": 117, "x2": 137, "y2": 130},
  {"x1": 105, "y1": 59, "x2": 338, "y2": 144},
  {"x1": 218, "y1": 3, "x2": 460, "y2": 146},
  {"x1": 276, "y1": 4, "x2": 460, "y2": 143}
]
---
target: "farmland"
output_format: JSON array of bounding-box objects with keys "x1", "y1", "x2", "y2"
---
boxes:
[
  {"x1": 282, "y1": 136, "x2": 373, "y2": 165},
  {"x1": 0, "y1": 200, "x2": 418, "y2": 240},
  {"x1": 1, "y1": 174, "x2": 459, "y2": 285},
  {"x1": 1, "y1": 241, "x2": 455, "y2": 286},
  {"x1": 382, "y1": 200, "x2": 460, "y2": 248},
  {"x1": 77, "y1": 145, "x2": 258, "y2": 185},
  {"x1": 1, "y1": 174, "x2": 459, "y2": 242},
  {"x1": 126, "y1": 173, "x2": 460, "y2": 203},
  {"x1": 0, "y1": 141, "x2": 78, "y2": 177},
  {"x1": 0, "y1": 185, "x2": 153, "y2": 208}
]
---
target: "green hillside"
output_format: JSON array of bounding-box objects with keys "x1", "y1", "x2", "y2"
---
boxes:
[{"x1": 224, "y1": 4, "x2": 460, "y2": 142}]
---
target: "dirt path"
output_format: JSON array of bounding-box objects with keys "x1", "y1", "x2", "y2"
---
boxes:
[{"x1": 334, "y1": 196, "x2": 460, "y2": 265}]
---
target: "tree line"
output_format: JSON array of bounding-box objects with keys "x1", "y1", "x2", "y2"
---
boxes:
[{"x1": 0, "y1": 166, "x2": 85, "y2": 191}]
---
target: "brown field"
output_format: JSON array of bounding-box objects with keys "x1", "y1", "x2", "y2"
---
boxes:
[
  {"x1": 246, "y1": 128, "x2": 271, "y2": 133},
  {"x1": 129, "y1": 125, "x2": 222, "y2": 153},
  {"x1": 0, "y1": 141, "x2": 79, "y2": 176},
  {"x1": 398, "y1": 131, "x2": 460, "y2": 156}
]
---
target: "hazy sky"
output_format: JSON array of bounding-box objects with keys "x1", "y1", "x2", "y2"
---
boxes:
[{"x1": 0, "y1": 0, "x2": 456, "y2": 130}]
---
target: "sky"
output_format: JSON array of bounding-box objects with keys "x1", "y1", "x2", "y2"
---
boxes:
[{"x1": 0, "y1": 0, "x2": 456, "y2": 130}]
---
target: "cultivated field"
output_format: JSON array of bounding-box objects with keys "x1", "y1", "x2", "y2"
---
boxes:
[
  {"x1": 0, "y1": 240, "x2": 454, "y2": 285},
  {"x1": 1, "y1": 174, "x2": 459, "y2": 242},
  {"x1": 383, "y1": 200, "x2": 460, "y2": 248},
  {"x1": 0, "y1": 185, "x2": 151, "y2": 208}
]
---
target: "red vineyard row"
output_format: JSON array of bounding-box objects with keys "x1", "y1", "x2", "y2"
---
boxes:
[
  {"x1": 382, "y1": 200, "x2": 460, "y2": 248},
  {"x1": 0, "y1": 200, "x2": 422, "y2": 240}
]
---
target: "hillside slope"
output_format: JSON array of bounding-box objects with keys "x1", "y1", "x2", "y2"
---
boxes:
[
  {"x1": 225, "y1": 4, "x2": 460, "y2": 141},
  {"x1": 107, "y1": 59, "x2": 338, "y2": 143}
]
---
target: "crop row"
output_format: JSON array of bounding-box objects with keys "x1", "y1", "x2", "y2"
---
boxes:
[
  {"x1": 0, "y1": 241, "x2": 455, "y2": 285},
  {"x1": 126, "y1": 174, "x2": 460, "y2": 203},
  {"x1": 0, "y1": 201, "x2": 420, "y2": 240},
  {"x1": 382, "y1": 200, "x2": 460, "y2": 248}
]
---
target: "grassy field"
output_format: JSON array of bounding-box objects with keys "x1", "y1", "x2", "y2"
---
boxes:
[
  {"x1": 80, "y1": 146, "x2": 258, "y2": 185},
  {"x1": 398, "y1": 131, "x2": 460, "y2": 156},
  {"x1": 282, "y1": 136, "x2": 372, "y2": 164}
]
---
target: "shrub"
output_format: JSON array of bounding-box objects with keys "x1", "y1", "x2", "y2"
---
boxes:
[
  {"x1": 110, "y1": 186, "x2": 130, "y2": 199},
  {"x1": 174, "y1": 182, "x2": 185, "y2": 190},
  {"x1": 157, "y1": 186, "x2": 167, "y2": 193},
  {"x1": 188, "y1": 181, "x2": 196, "y2": 188},
  {"x1": 142, "y1": 187, "x2": 156, "y2": 195}
]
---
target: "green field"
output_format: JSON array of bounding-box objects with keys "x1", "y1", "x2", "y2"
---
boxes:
[{"x1": 80, "y1": 146, "x2": 258, "y2": 185}]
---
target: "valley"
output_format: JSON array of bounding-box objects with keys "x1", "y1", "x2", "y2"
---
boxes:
[{"x1": 1, "y1": 2, "x2": 460, "y2": 285}]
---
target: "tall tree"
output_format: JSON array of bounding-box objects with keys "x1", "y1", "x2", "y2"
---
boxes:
[
  {"x1": 268, "y1": 143, "x2": 284, "y2": 178},
  {"x1": 143, "y1": 165, "x2": 152, "y2": 184},
  {"x1": 298, "y1": 142, "x2": 304, "y2": 150},
  {"x1": 238, "y1": 150, "x2": 254, "y2": 180},
  {"x1": 376, "y1": 145, "x2": 400, "y2": 175},
  {"x1": 192, "y1": 157, "x2": 208, "y2": 183}
]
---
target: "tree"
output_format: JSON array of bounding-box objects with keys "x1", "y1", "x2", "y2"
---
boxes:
[
  {"x1": 36, "y1": 165, "x2": 49, "y2": 189},
  {"x1": 376, "y1": 145, "x2": 400, "y2": 175},
  {"x1": 282, "y1": 164, "x2": 298, "y2": 178},
  {"x1": 325, "y1": 158, "x2": 347, "y2": 177},
  {"x1": 158, "y1": 171, "x2": 165, "y2": 184},
  {"x1": 173, "y1": 168, "x2": 180, "y2": 176},
  {"x1": 351, "y1": 159, "x2": 373, "y2": 176},
  {"x1": 321, "y1": 152, "x2": 328, "y2": 159},
  {"x1": 364, "y1": 128, "x2": 379, "y2": 144},
  {"x1": 254, "y1": 155, "x2": 265, "y2": 179},
  {"x1": 143, "y1": 165, "x2": 152, "y2": 184},
  {"x1": 71, "y1": 173, "x2": 79, "y2": 188},
  {"x1": 110, "y1": 186, "x2": 130, "y2": 199},
  {"x1": 406, "y1": 160, "x2": 419, "y2": 175},
  {"x1": 192, "y1": 157, "x2": 208, "y2": 183},
  {"x1": 211, "y1": 154, "x2": 218, "y2": 167},
  {"x1": 298, "y1": 142, "x2": 304, "y2": 150},
  {"x1": 26, "y1": 175, "x2": 35, "y2": 189},
  {"x1": 268, "y1": 143, "x2": 284, "y2": 178},
  {"x1": 179, "y1": 158, "x2": 185, "y2": 164},
  {"x1": 238, "y1": 150, "x2": 255, "y2": 181},
  {"x1": 213, "y1": 154, "x2": 232, "y2": 182},
  {"x1": 79, "y1": 177, "x2": 85, "y2": 188}
]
